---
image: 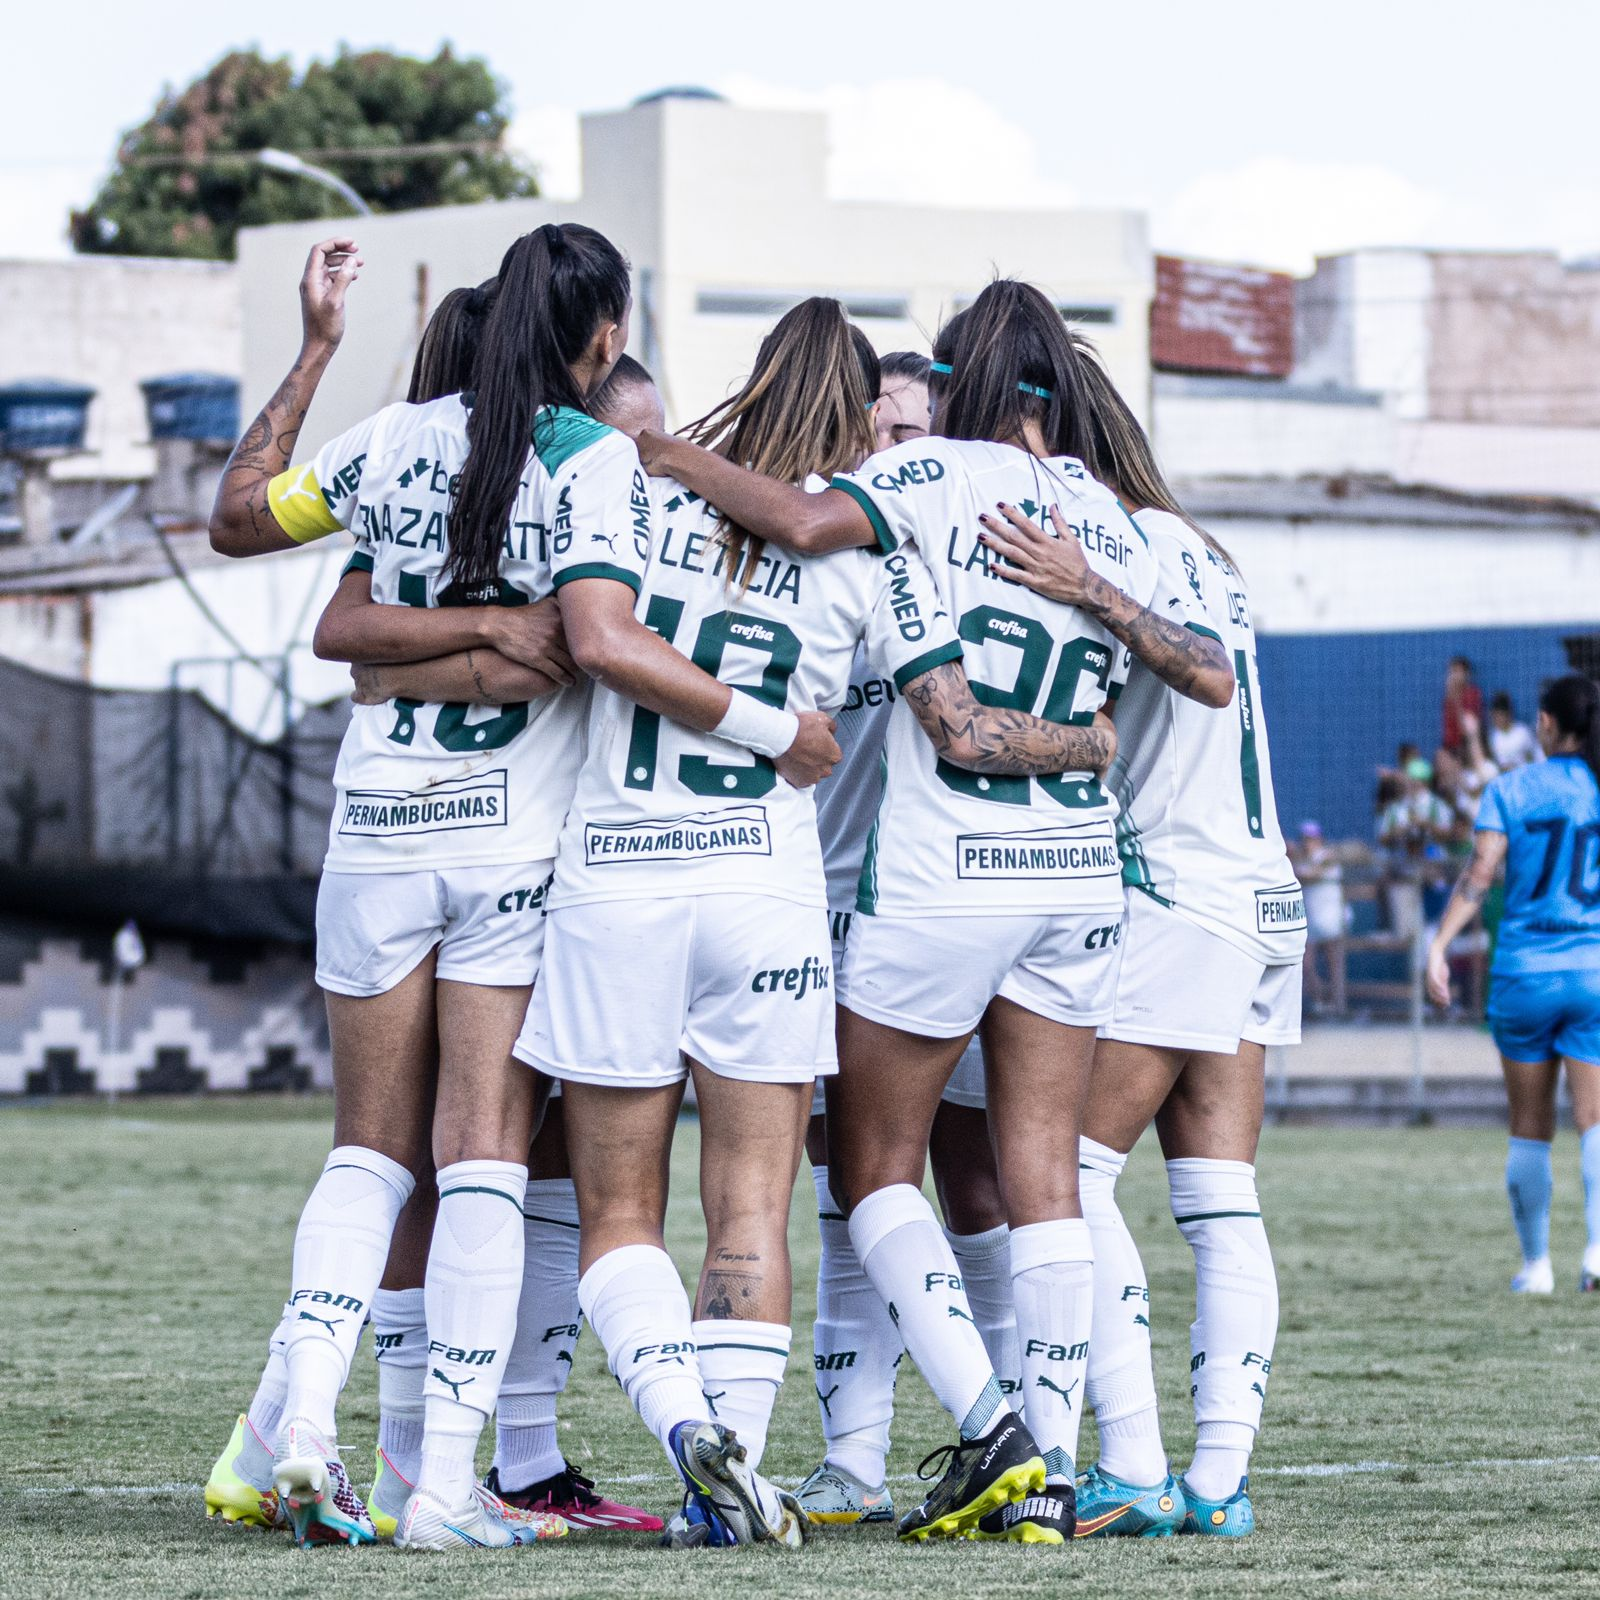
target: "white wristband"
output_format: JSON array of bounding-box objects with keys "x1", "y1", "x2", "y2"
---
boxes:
[{"x1": 713, "y1": 691, "x2": 800, "y2": 760}]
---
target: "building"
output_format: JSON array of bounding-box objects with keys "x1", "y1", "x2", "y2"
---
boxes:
[{"x1": 238, "y1": 91, "x2": 1154, "y2": 445}]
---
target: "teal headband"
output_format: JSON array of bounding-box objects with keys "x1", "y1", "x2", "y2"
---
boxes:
[{"x1": 928, "y1": 360, "x2": 1052, "y2": 400}]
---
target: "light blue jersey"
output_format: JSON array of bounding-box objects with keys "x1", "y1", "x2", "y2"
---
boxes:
[{"x1": 1477, "y1": 754, "x2": 1600, "y2": 976}]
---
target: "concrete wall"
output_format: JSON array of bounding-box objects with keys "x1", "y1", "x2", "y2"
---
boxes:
[
  {"x1": 1394, "y1": 418, "x2": 1600, "y2": 503},
  {"x1": 240, "y1": 97, "x2": 1153, "y2": 449},
  {"x1": 0, "y1": 257, "x2": 240, "y2": 480}
]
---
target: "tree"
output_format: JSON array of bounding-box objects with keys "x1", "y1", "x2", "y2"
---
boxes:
[{"x1": 71, "y1": 47, "x2": 538, "y2": 260}]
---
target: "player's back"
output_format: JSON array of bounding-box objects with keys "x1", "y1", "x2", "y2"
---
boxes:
[
  {"x1": 1114, "y1": 509, "x2": 1303, "y2": 964},
  {"x1": 830, "y1": 436, "x2": 1156, "y2": 917},
  {"x1": 1481, "y1": 754, "x2": 1600, "y2": 973},
  {"x1": 551, "y1": 478, "x2": 950, "y2": 910}
]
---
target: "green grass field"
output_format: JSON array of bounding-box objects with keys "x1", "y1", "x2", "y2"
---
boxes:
[{"x1": 3, "y1": 1101, "x2": 1598, "y2": 1599}]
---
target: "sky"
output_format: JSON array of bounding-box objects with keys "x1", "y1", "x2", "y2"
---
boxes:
[{"x1": 5, "y1": 0, "x2": 1598, "y2": 274}]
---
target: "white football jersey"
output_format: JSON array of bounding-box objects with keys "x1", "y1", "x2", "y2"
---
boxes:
[
  {"x1": 269, "y1": 397, "x2": 652, "y2": 874},
  {"x1": 831, "y1": 437, "x2": 1159, "y2": 917},
  {"x1": 1112, "y1": 509, "x2": 1305, "y2": 964},
  {"x1": 817, "y1": 645, "x2": 897, "y2": 914},
  {"x1": 548, "y1": 477, "x2": 961, "y2": 911}
]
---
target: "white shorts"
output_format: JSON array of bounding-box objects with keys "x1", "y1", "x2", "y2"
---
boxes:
[
  {"x1": 517, "y1": 894, "x2": 838, "y2": 1090},
  {"x1": 315, "y1": 862, "x2": 552, "y2": 997},
  {"x1": 838, "y1": 907, "x2": 1124, "y2": 1038},
  {"x1": 1102, "y1": 892, "x2": 1303, "y2": 1053},
  {"x1": 811, "y1": 911, "x2": 990, "y2": 1114}
]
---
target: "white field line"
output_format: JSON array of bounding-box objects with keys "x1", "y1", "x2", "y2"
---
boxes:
[{"x1": 19, "y1": 1454, "x2": 1600, "y2": 1500}]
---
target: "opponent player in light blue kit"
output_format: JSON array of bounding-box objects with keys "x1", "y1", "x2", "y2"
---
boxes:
[{"x1": 1428, "y1": 674, "x2": 1600, "y2": 1293}]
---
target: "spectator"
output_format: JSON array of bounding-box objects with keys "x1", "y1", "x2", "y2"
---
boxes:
[
  {"x1": 1441, "y1": 656, "x2": 1484, "y2": 755},
  {"x1": 1292, "y1": 821, "x2": 1347, "y2": 1015},
  {"x1": 1379, "y1": 757, "x2": 1452, "y2": 858},
  {"x1": 1486, "y1": 691, "x2": 1541, "y2": 770}
]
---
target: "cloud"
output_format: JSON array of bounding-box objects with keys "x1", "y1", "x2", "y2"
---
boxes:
[
  {"x1": 1156, "y1": 158, "x2": 1456, "y2": 273},
  {"x1": 0, "y1": 166, "x2": 101, "y2": 259},
  {"x1": 510, "y1": 78, "x2": 1076, "y2": 213},
  {"x1": 718, "y1": 76, "x2": 1076, "y2": 210}
]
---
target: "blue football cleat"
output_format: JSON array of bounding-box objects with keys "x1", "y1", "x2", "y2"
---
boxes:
[
  {"x1": 1073, "y1": 1464, "x2": 1185, "y2": 1538},
  {"x1": 1178, "y1": 1474, "x2": 1254, "y2": 1537}
]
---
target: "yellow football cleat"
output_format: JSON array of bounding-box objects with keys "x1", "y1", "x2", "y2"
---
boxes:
[{"x1": 204, "y1": 1415, "x2": 287, "y2": 1530}]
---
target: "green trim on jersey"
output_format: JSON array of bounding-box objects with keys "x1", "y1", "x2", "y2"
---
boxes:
[
  {"x1": 343, "y1": 549, "x2": 375, "y2": 577},
  {"x1": 551, "y1": 561, "x2": 643, "y2": 595},
  {"x1": 1186, "y1": 621, "x2": 1223, "y2": 645},
  {"x1": 532, "y1": 405, "x2": 614, "y2": 476},
  {"x1": 892, "y1": 639, "x2": 965, "y2": 691},
  {"x1": 855, "y1": 748, "x2": 890, "y2": 915},
  {"x1": 830, "y1": 476, "x2": 896, "y2": 554}
]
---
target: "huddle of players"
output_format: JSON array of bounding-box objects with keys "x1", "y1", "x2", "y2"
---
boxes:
[{"x1": 201, "y1": 220, "x2": 1304, "y2": 1553}]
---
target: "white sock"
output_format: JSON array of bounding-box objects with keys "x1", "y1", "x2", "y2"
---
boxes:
[
  {"x1": 1080, "y1": 1139, "x2": 1166, "y2": 1486},
  {"x1": 812, "y1": 1166, "x2": 900, "y2": 1486},
  {"x1": 238, "y1": 1303, "x2": 293, "y2": 1490},
  {"x1": 372, "y1": 1286, "x2": 427, "y2": 1486},
  {"x1": 282, "y1": 1146, "x2": 414, "y2": 1438},
  {"x1": 580, "y1": 1244, "x2": 709, "y2": 1463},
  {"x1": 693, "y1": 1319, "x2": 791, "y2": 1470},
  {"x1": 946, "y1": 1224, "x2": 1019, "y2": 1399},
  {"x1": 1011, "y1": 1217, "x2": 1094, "y2": 1485},
  {"x1": 495, "y1": 1178, "x2": 582, "y2": 1493},
  {"x1": 1168, "y1": 1157, "x2": 1277, "y2": 1501},
  {"x1": 418, "y1": 1160, "x2": 527, "y2": 1504},
  {"x1": 848, "y1": 1183, "x2": 1006, "y2": 1440}
]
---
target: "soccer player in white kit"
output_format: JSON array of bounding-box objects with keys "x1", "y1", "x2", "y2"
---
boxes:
[
  {"x1": 979, "y1": 348, "x2": 1304, "y2": 1539},
  {"x1": 210, "y1": 223, "x2": 840, "y2": 1552},
  {"x1": 516, "y1": 298, "x2": 1115, "y2": 1549},
  {"x1": 639, "y1": 280, "x2": 1176, "y2": 1544}
]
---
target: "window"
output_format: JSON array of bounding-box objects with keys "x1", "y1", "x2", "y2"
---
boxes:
[
  {"x1": 696, "y1": 289, "x2": 911, "y2": 320},
  {"x1": 952, "y1": 297, "x2": 1119, "y2": 327}
]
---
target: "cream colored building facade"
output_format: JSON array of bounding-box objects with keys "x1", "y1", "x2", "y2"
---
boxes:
[{"x1": 238, "y1": 93, "x2": 1153, "y2": 448}]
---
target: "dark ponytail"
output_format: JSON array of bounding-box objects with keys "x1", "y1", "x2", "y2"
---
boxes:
[
  {"x1": 448, "y1": 223, "x2": 630, "y2": 591},
  {"x1": 1540, "y1": 674, "x2": 1600, "y2": 784},
  {"x1": 407, "y1": 278, "x2": 498, "y2": 404},
  {"x1": 930, "y1": 280, "x2": 1103, "y2": 473}
]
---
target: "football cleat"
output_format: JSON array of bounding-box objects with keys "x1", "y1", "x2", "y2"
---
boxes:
[
  {"x1": 661, "y1": 1492, "x2": 738, "y2": 1549},
  {"x1": 1178, "y1": 1474, "x2": 1255, "y2": 1537},
  {"x1": 964, "y1": 1488, "x2": 1075, "y2": 1544},
  {"x1": 484, "y1": 1461, "x2": 664, "y2": 1532},
  {"x1": 1073, "y1": 1465, "x2": 1185, "y2": 1538},
  {"x1": 366, "y1": 1446, "x2": 413, "y2": 1540},
  {"x1": 667, "y1": 1420, "x2": 806, "y2": 1548},
  {"x1": 204, "y1": 1414, "x2": 287, "y2": 1530},
  {"x1": 896, "y1": 1413, "x2": 1047, "y2": 1543},
  {"x1": 272, "y1": 1417, "x2": 376, "y2": 1547},
  {"x1": 394, "y1": 1482, "x2": 568, "y2": 1550},
  {"x1": 1512, "y1": 1257, "x2": 1554, "y2": 1294},
  {"x1": 794, "y1": 1461, "x2": 895, "y2": 1526}
]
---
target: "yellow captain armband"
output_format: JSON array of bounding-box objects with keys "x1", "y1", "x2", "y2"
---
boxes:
[{"x1": 266, "y1": 464, "x2": 342, "y2": 544}]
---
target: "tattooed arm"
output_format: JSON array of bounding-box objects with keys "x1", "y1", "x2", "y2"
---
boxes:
[
  {"x1": 1425, "y1": 828, "x2": 1507, "y2": 1007},
  {"x1": 209, "y1": 237, "x2": 363, "y2": 557},
  {"x1": 902, "y1": 661, "x2": 1117, "y2": 776},
  {"x1": 978, "y1": 503, "x2": 1234, "y2": 708}
]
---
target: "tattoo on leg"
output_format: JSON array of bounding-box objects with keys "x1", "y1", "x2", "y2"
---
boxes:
[{"x1": 701, "y1": 1266, "x2": 764, "y2": 1319}]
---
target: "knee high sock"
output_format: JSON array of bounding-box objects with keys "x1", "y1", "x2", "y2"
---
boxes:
[
  {"x1": 1168, "y1": 1158, "x2": 1278, "y2": 1501},
  {"x1": 494, "y1": 1178, "x2": 582, "y2": 1493},
  {"x1": 1506, "y1": 1137, "x2": 1554, "y2": 1266},
  {"x1": 237, "y1": 1304, "x2": 293, "y2": 1491},
  {"x1": 282, "y1": 1146, "x2": 415, "y2": 1439},
  {"x1": 1080, "y1": 1139, "x2": 1167, "y2": 1486},
  {"x1": 694, "y1": 1319, "x2": 791, "y2": 1471},
  {"x1": 849, "y1": 1183, "x2": 1007, "y2": 1441},
  {"x1": 1010, "y1": 1218, "x2": 1094, "y2": 1485},
  {"x1": 811, "y1": 1166, "x2": 901, "y2": 1485},
  {"x1": 372, "y1": 1286, "x2": 427, "y2": 1486},
  {"x1": 1582, "y1": 1129, "x2": 1600, "y2": 1271},
  {"x1": 580, "y1": 1244, "x2": 710, "y2": 1468},
  {"x1": 945, "y1": 1224, "x2": 1019, "y2": 1398},
  {"x1": 417, "y1": 1161, "x2": 527, "y2": 1505}
]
